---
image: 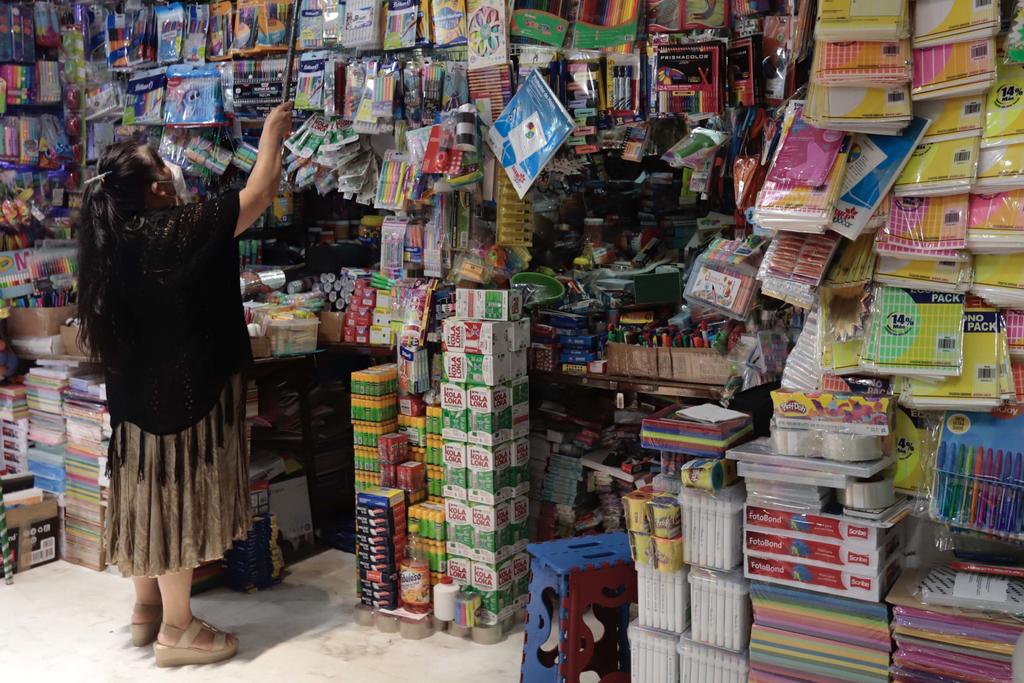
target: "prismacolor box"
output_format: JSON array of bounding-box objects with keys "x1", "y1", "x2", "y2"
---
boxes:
[{"x1": 770, "y1": 390, "x2": 892, "y2": 436}]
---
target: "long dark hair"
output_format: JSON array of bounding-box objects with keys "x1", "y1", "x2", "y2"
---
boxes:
[{"x1": 77, "y1": 140, "x2": 163, "y2": 363}]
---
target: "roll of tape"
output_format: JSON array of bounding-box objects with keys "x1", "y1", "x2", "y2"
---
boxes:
[
  {"x1": 839, "y1": 476, "x2": 895, "y2": 511},
  {"x1": 822, "y1": 432, "x2": 883, "y2": 462},
  {"x1": 771, "y1": 428, "x2": 820, "y2": 457}
]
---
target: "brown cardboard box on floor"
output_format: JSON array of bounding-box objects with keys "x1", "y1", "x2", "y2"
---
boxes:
[
  {"x1": 8, "y1": 306, "x2": 76, "y2": 338},
  {"x1": 6, "y1": 493, "x2": 60, "y2": 572}
]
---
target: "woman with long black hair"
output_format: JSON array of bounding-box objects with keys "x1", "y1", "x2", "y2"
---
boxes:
[{"x1": 76, "y1": 101, "x2": 292, "y2": 667}]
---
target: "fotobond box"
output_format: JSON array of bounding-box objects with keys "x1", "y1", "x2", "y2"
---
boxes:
[
  {"x1": 467, "y1": 385, "x2": 513, "y2": 445},
  {"x1": 441, "y1": 383, "x2": 468, "y2": 441},
  {"x1": 442, "y1": 441, "x2": 468, "y2": 499},
  {"x1": 467, "y1": 442, "x2": 512, "y2": 504},
  {"x1": 472, "y1": 560, "x2": 515, "y2": 620},
  {"x1": 446, "y1": 555, "x2": 472, "y2": 586},
  {"x1": 445, "y1": 499, "x2": 473, "y2": 558},
  {"x1": 455, "y1": 288, "x2": 524, "y2": 321},
  {"x1": 511, "y1": 438, "x2": 530, "y2": 495},
  {"x1": 744, "y1": 525, "x2": 901, "y2": 571},
  {"x1": 744, "y1": 505, "x2": 885, "y2": 547},
  {"x1": 744, "y1": 551, "x2": 902, "y2": 602},
  {"x1": 443, "y1": 319, "x2": 518, "y2": 355}
]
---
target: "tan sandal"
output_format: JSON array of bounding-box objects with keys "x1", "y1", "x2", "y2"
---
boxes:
[
  {"x1": 154, "y1": 618, "x2": 238, "y2": 667},
  {"x1": 130, "y1": 603, "x2": 163, "y2": 647}
]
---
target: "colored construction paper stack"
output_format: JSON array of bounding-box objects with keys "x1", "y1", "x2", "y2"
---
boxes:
[
  {"x1": 748, "y1": 581, "x2": 892, "y2": 682},
  {"x1": 641, "y1": 403, "x2": 753, "y2": 456}
]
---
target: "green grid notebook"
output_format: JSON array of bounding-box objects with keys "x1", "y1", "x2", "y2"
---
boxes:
[{"x1": 861, "y1": 286, "x2": 964, "y2": 375}]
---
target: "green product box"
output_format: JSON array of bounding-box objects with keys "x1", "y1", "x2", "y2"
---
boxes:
[{"x1": 445, "y1": 499, "x2": 474, "y2": 554}]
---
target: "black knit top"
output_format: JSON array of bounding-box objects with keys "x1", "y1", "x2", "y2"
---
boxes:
[{"x1": 103, "y1": 191, "x2": 252, "y2": 478}]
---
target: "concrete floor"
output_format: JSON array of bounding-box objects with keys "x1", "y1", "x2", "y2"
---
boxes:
[{"x1": 0, "y1": 550, "x2": 524, "y2": 682}]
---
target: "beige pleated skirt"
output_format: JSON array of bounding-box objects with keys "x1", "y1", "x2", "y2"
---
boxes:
[{"x1": 104, "y1": 376, "x2": 251, "y2": 578}]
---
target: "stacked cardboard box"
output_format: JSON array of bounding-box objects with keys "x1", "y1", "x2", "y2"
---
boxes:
[{"x1": 441, "y1": 289, "x2": 531, "y2": 623}]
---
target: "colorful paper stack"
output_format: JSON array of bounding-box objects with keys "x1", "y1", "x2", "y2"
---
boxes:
[
  {"x1": 752, "y1": 102, "x2": 851, "y2": 233},
  {"x1": 888, "y1": 571, "x2": 1024, "y2": 683},
  {"x1": 748, "y1": 581, "x2": 892, "y2": 682},
  {"x1": 640, "y1": 403, "x2": 753, "y2": 457},
  {"x1": 0, "y1": 384, "x2": 28, "y2": 475},
  {"x1": 441, "y1": 289, "x2": 531, "y2": 623},
  {"x1": 61, "y1": 374, "x2": 109, "y2": 571}
]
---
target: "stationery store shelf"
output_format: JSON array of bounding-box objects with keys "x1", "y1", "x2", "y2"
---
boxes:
[
  {"x1": 322, "y1": 341, "x2": 395, "y2": 358},
  {"x1": 531, "y1": 370, "x2": 724, "y2": 399}
]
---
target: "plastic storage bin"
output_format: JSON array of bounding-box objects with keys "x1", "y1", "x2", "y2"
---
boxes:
[
  {"x1": 688, "y1": 567, "x2": 752, "y2": 652},
  {"x1": 629, "y1": 621, "x2": 680, "y2": 683},
  {"x1": 678, "y1": 630, "x2": 750, "y2": 683},
  {"x1": 268, "y1": 318, "x2": 319, "y2": 356},
  {"x1": 680, "y1": 482, "x2": 745, "y2": 570}
]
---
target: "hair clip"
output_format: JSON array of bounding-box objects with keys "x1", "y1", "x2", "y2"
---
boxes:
[{"x1": 84, "y1": 171, "x2": 110, "y2": 185}]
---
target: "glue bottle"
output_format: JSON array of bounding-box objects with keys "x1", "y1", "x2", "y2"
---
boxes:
[
  {"x1": 433, "y1": 576, "x2": 458, "y2": 622},
  {"x1": 400, "y1": 521, "x2": 431, "y2": 613}
]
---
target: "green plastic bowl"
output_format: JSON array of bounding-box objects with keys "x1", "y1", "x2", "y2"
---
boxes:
[{"x1": 512, "y1": 272, "x2": 565, "y2": 306}]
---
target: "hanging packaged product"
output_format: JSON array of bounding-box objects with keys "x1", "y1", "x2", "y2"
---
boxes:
[
  {"x1": 911, "y1": 38, "x2": 996, "y2": 100},
  {"x1": 815, "y1": 0, "x2": 909, "y2": 41},
  {"x1": 375, "y1": 151, "x2": 413, "y2": 211},
  {"x1": 163, "y1": 64, "x2": 227, "y2": 127},
  {"x1": 432, "y1": 0, "x2": 468, "y2": 47},
  {"x1": 874, "y1": 257, "x2": 974, "y2": 293},
  {"x1": 299, "y1": 0, "x2": 327, "y2": 49},
  {"x1": 860, "y1": 286, "x2": 965, "y2": 376},
  {"x1": 662, "y1": 128, "x2": 728, "y2": 169},
  {"x1": 900, "y1": 299, "x2": 1010, "y2": 409},
  {"x1": 33, "y1": 2, "x2": 60, "y2": 49},
  {"x1": 571, "y1": 0, "x2": 640, "y2": 49},
  {"x1": 829, "y1": 117, "x2": 930, "y2": 240},
  {"x1": 155, "y1": 3, "x2": 185, "y2": 64},
  {"x1": 804, "y1": 82, "x2": 912, "y2": 135},
  {"x1": 811, "y1": 41, "x2": 912, "y2": 86},
  {"x1": 968, "y1": 190, "x2": 1024, "y2": 251},
  {"x1": 929, "y1": 408, "x2": 1024, "y2": 540},
  {"x1": 875, "y1": 195, "x2": 968, "y2": 260},
  {"x1": 122, "y1": 68, "x2": 167, "y2": 126},
  {"x1": 973, "y1": 252, "x2": 1024, "y2": 306},
  {"x1": 257, "y1": 1, "x2": 291, "y2": 52},
  {"x1": 466, "y1": 0, "x2": 508, "y2": 70},
  {"x1": 295, "y1": 51, "x2": 328, "y2": 111},
  {"x1": 753, "y1": 104, "x2": 851, "y2": 233},
  {"x1": 974, "y1": 143, "x2": 1024, "y2": 192},
  {"x1": 182, "y1": 3, "x2": 210, "y2": 62},
  {"x1": 893, "y1": 137, "x2": 979, "y2": 197},
  {"x1": 233, "y1": 0, "x2": 261, "y2": 54},
  {"x1": 510, "y1": 0, "x2": 569, "y2": 47},
  {"x1": 384, "y1": 0, "x2": 419, "y2": 50},
  {"x1": 343, "y1": 0, "x2": 383, "y2": 48},
  {"x1": 758, "y1": 232, "x2": 840, "y2": 309},
  {"x1": 983, "y1": 64, "x2": 1024, "y2": 148},
  {"x1": 684, "y1": 237, "x2": 764, "y2": 320},
  {"x1": 913, "y1": 0, "x2": 999, "y2": 48},
  {"x1": 651, "y1": 43, "x2": 725, "y2": 118},
  {"x1": 206, "y1": 1, "x2": 233, "y2": 60},
  {"x1": 487, "y1": 70, "x2": 574, "y2": 199},
  {"x1": 915, "y1": 95, "x2": 985, "y2": 142}
]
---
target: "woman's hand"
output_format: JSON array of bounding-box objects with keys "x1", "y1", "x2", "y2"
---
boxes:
[{"x1": 263, "y1": 101, "x2": 294, "y2": 145}]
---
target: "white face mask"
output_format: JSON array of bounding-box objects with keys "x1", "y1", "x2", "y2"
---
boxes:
[{"x1": 165, "y1": 161, "x2": 190, "y2": 205}]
